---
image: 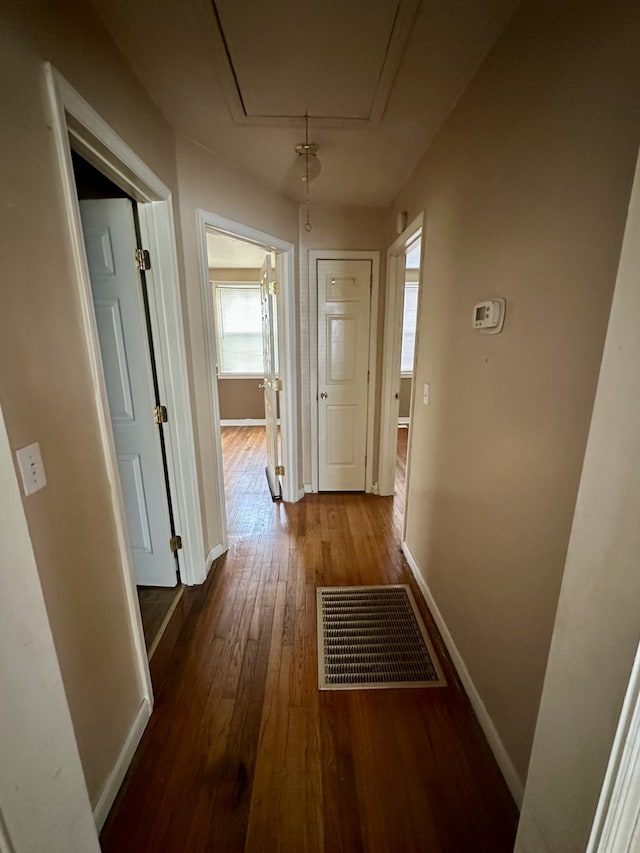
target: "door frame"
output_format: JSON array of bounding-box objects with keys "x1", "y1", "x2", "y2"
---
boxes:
[
  {"x1": 378, "y1": 214, "x2": 424, "y2": 501},
  {"x1": 45, "y1": 66, "x2": 206, "y2": 821},
  {"x1": 196, "y1": 210, "x2": 299, "y2": 530},
  {"x1": 308, "y1": 250, "x2": 380, "y2": 493},
  {"x1": 588, "y1": 639, "x2": 640, "y2": 852},
  {"x1": 46, "y1": 67, "x2": 205, "y2": 586}
]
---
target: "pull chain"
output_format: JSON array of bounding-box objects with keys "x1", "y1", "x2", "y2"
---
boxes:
[{"x1": 304, "y1": 112, "x2": 312, "y2": 232}]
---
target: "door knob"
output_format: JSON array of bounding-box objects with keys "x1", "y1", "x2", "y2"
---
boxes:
[{"x1": 320, "y1": 392, "x2": 328, "y2": 399}]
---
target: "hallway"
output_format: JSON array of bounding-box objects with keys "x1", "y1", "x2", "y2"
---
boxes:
[{"x1": 100, "y1": 426, "x2": 518, "y2": 852}]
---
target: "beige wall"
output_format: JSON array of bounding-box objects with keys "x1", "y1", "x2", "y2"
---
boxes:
[
  {"x1": 388, "y1": 0, "x2": 640, "y2": 790},
  {"x1": 399, "y1": 377, "x2": 412, "y2": 419},
  {"x1": 516, "y1": 147, "x2": 640, "y2": 851},
  {"x1": 175, "y1": 136, "x2": 299, "y2": 550},
  {"x1": 0, "y1": 403, "x2": 100, "y2": 851},
  {"x1": 210, "y1": 267, "x2": 262, "y2": 282},
  {"x1": 298, "y1": 203, "x2": 387, "y2": 485},
  {"x1": 218, "y1": 380, "x2": 266, "y2": 420},
  {"x1": 0, "y1": 0, "x2": 180, "y2": 805}
]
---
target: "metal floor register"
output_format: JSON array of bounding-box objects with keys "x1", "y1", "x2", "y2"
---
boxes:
[{"x1": 317, "y1": 585, "x2": 446, "y2": 690}]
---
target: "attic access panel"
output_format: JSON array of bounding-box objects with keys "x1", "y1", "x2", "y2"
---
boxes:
[{"x1": 211, "y1": 0, "x2": 418, "y2": 124}]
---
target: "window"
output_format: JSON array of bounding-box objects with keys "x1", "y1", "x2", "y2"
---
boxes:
[
  {"x1": 401, "y1": 282, "x2": 419, "y2": 375},
  {"x1": 214, "y1": 282, "x2": 263, "y2": 375}
]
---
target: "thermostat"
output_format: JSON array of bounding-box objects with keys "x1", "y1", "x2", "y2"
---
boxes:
[{"x1": 472, "y1": 298, "x2": 506, "y2": 335}]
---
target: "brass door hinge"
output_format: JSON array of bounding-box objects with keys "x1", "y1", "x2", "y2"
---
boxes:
[
  {"x1": 275, "y1": 465, "x2": 285, "y2": 476},
  {"x1": 268, "y1": 280, "x2": 279, "y2": 296},
  {"x1": 274, "y1": 378, "x2": 283, "y2": 392},
  {"x1": 135, "y1": 248, "x2": 151, "y2": 271},
  {"x1": 170, "y1": 534, "x2": 183, "y2": 554},
  {"x1": 154, "y1": 405, "x2": 168, "y2": 424}
]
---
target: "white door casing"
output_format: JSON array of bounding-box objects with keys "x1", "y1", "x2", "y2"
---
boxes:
[
  {"x1": 260, "y1": 254, "x2": 281, "y2": 499},
  {"x1": 80, "y1": 199, "x2": 177, "y2": 587},
  {"x1": 378, "y1": 215, "x2": 424, "y2": 501},
  {"x1": 317, "y1": 259, "x2": 372, "y2": 491}
]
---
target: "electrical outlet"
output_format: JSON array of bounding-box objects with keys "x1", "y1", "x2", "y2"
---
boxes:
[{"x1": 16, "y1": 442, "x2": 47, "y2": 496}]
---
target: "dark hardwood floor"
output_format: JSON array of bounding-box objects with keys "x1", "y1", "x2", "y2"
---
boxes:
[
  {"x1": 394, "y1": 425, "x2": 408, "y2": 533},
  {"x1": 137, "y1": 585, "x2": 184, "y2": 656},
  {"x1": 100, "y1": 425, "x2": 518, "y2": 852}
]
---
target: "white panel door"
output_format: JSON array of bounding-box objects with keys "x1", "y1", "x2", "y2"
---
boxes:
[
  {"x1": 317, "y1": 259, "x2": 372, "y2": 490},
  {"x1": 80, "y1": 199, "x2": 177, "y2": 587},
  {"x1": 260, "y1": 254, "x2": 281, "y2": 499}
]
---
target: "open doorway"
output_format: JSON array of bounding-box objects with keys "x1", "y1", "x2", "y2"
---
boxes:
[
  {"x1": 378, "y1": 215, "x2": 424, "y2": 537},
  {"x1": 394, "y1": 238, "x2": 421, "y2": 525},
  {"x1": 206, "y1": 230, "x2": 282, "y2": 514},
  {"x1": 198, "y1": 211, "x2": 299, "y2": 553}
]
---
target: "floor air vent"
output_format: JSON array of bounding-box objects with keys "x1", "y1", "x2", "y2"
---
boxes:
[{"x1": 317, "y1": 585, "x2": 446, "y2": 690}]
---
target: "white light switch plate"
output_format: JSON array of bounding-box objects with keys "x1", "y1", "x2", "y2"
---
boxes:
[
  {"x1": 423, "y1": 384, "x2": 430, "y2": 405},
  {"x1": 16, "y1": 442, "x2": 47, "y2": 496}
]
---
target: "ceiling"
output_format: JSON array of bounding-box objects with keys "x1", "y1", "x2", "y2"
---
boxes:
[
  {"x1": 89, "y1": 0, "x2": 521, "y2": 207},
  {"x1": 210, "y1": 0, "x2": 417, "y2": 124},
  {"x1": 206, "y1": 230, "x2": 270, "y2": 269}
]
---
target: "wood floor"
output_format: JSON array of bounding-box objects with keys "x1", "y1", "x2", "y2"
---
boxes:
[
  {"x1": 394, "y1": 425, "x2": 408, "y2": 533},
  {"x1": 137, "y1": 585, "x2": 184, "y2": 655},
  {"x1": 100, "y1": 426, "x2": 518, "y2": 852}
]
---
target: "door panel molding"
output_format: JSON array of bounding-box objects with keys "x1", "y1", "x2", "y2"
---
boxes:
[
  {"x1": 94, "y1": 298, "x2": 135, "y2": 421},
  {"x1": 117, "y1": 454, "x2": 153, "y2": 553},
  {"x1": 308, "y1": 250, "x2": 380, "y2": 493}
]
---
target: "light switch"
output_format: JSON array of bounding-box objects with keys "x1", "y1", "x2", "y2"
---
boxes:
[
  {"x1": 16, "y1": 442, "x2": 47, "y2": 496},
  {"x1": 423, "y1": 384, "x2": 430, "y2": 405}
]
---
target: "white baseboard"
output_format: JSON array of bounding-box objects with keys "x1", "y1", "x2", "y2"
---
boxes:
[
  {"x1": 93, "y1": 698, "x2": 151, "y2": 830},
  {"x1": 303, "y1": 483, "x2": 314, "y2": 494},
  {"x1": 219, "y1": 419, "x2": 283, "y2": 427},
  {"x1": 401, "y1": 542, "x2": 524, "y2": 808},
  {"x1": 298, "y1": 488, "x2": 306, "y2": 500},
  {"x1": 204, "y1": 544, "x2": 227, "y2": 580}
]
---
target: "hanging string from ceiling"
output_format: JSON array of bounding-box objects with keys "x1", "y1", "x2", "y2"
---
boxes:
[{"x1": 294, "y1": 113, "x2": 321, "y2": 232}]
